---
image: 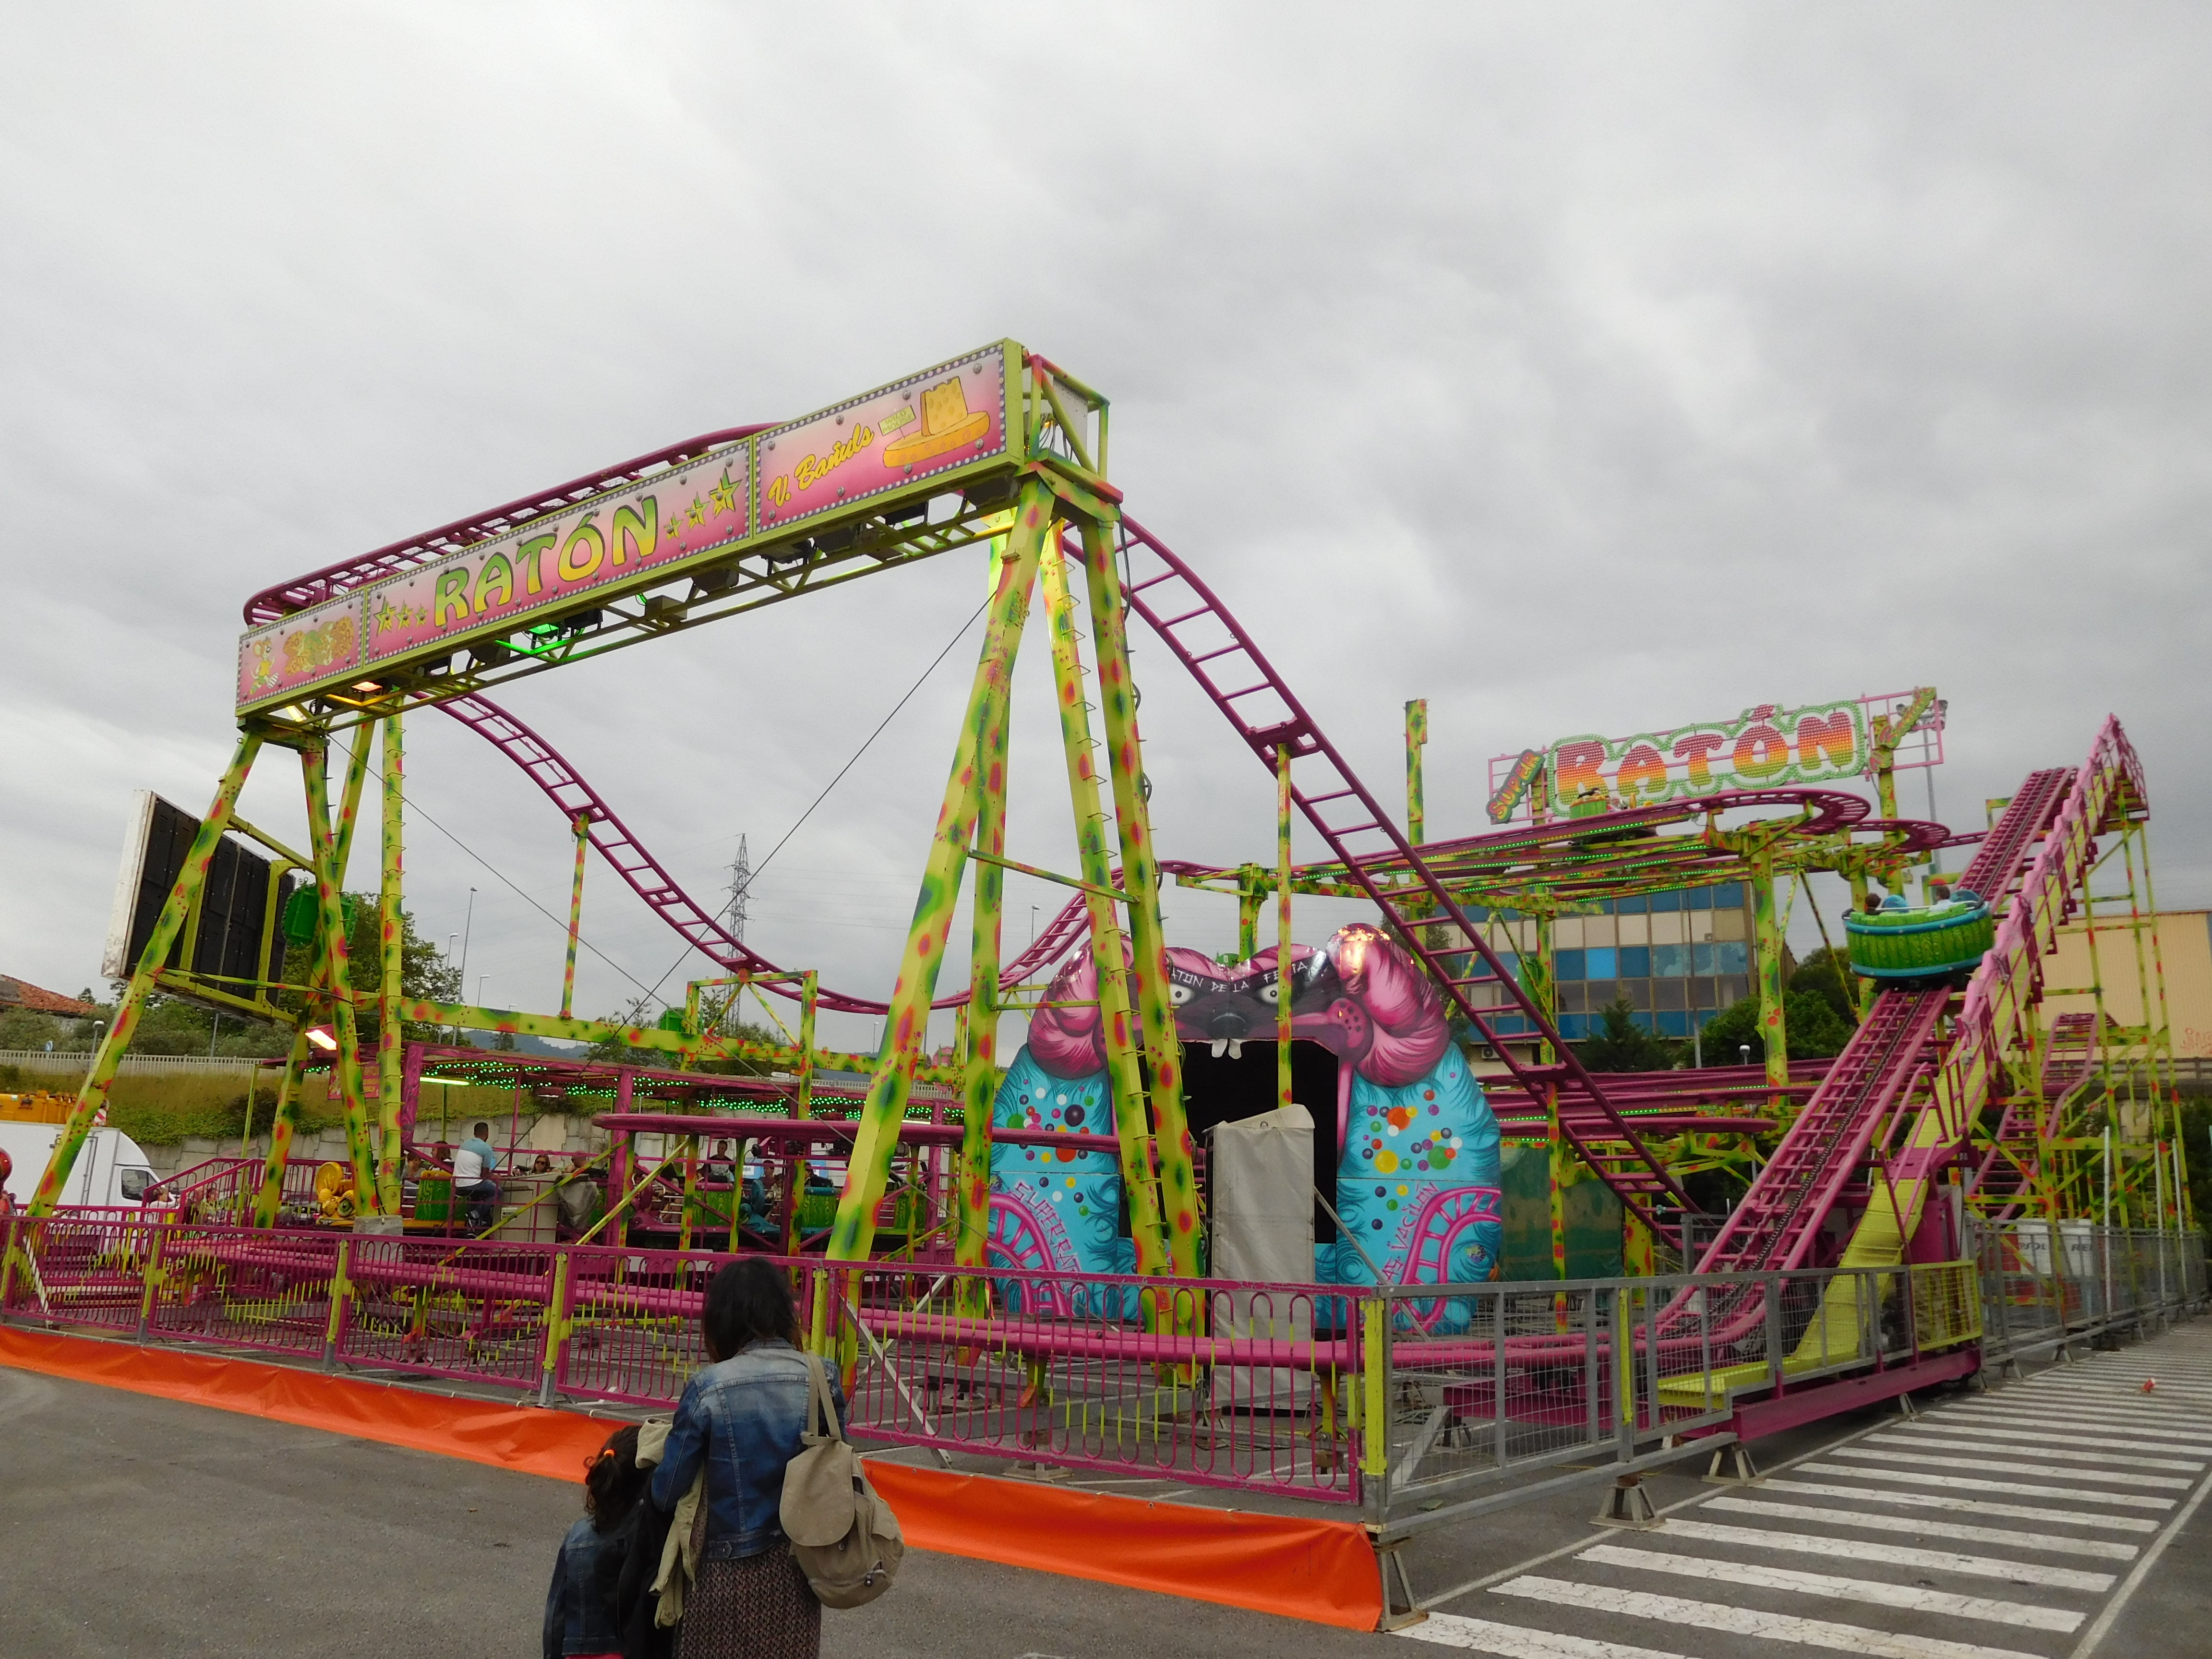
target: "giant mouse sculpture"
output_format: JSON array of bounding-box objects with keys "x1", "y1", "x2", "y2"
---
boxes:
[{"x1": 984, "y1": 924, "x2": 1501, "y2": 1326}]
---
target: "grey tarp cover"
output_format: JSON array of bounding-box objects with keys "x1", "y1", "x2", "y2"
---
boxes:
[{"x1": 1207, "y1": 1103, "x2": 1315, "y2": 1410}]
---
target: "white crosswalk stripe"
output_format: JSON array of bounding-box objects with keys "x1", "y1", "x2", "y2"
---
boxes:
[
  {"x1": 1489, "y1": 1577, "x2": 2051, "y2": 1659},
  {"x1": 1945, "y1": 1399, "x2": 2212, "y2": 1429},
  {"x1": 1894, "y1": 1419, "x2": 2212, "y2": 1457},
  {"x1": 1573, "y1": 1543, "x2": 2085, "y2": 1632},
  {"x1": 1701, "y1": 1494, "x2": 2140, "y2": 1560},
  {"x1": 1822, "y1": 1445, "x2": 2196, "y2": 1490},
  {"x1": 1761, "y1": 1475, "x2": 2160, "y2": 1529},
  {"x1": 1930, "y1": 1411, "x2": 2212, "y2": 1450},
  {"x1": 1865, "y1": 1431, "x2": 2204, "y2": 1472},
  {"x1": 1396, "y1": 1326, "x2": 2212, "y2": 1659},
  {"x1": 2008, "y1": 1394, "x2": 2212, "y2": 1419},
  {"x1": 2017, "y1": 1380, "x2": 2203, "y2": 1407},
  {"x1": 2008, "y1": 1380, "x2": 2212, "y2": 1405},
  {"x1": 1795, "y1": 1458, "x2": 2177, "y2": 1507},
  {"x1": 1655, "y1": 1516, "x2": 2116, "y2": 1590},
  {"x1": 1397, "y1": 1612, "x2": 1692, "y2": 1656}
]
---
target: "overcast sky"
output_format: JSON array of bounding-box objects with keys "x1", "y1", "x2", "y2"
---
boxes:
[{"x1": 3, "y1": 4, "x2": 2206, "y2": 1055}]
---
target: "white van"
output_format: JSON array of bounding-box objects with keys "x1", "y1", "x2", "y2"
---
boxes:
[{"x1": 0, "y1": 1123, "x2": 162, "y2": 1208}]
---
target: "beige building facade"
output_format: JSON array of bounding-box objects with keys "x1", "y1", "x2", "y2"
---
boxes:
[{"x1": 2040, "y1": 909, "x2": 2212, "y2": 1058}]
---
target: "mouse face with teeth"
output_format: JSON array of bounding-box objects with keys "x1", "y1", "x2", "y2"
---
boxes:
[{"x1": 1161, "y1": 945, "x2": 1330, "y2": 1059}]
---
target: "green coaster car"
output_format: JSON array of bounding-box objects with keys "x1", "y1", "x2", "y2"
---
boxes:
[{"x1": 1845, "y1": 890, "x2": 1995, "y2": 982}]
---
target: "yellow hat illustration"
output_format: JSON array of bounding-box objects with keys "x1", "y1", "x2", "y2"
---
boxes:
[{"x1": 882, "y1": 376, "x2": 990, "y2": 468}]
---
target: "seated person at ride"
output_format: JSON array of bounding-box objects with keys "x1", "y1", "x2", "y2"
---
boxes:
[
  {"x1": 699, "y1": 1138, "x2": 738, "y2": 1185},
  {"x1": 452, "y1": 1121, "x2": 503, "y2": 1230}
]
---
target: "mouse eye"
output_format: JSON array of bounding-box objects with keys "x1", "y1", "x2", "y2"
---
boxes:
[
  {"x1": 1168, "y1": 983, "x2": 1192, "y2": 1005},
  {"x1": 1258, "y1": 982, "x2": 1280, "y2": 1004}
]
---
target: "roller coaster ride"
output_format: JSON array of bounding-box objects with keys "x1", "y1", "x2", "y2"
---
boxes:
[{"x1": 23, "y1": 342, "x2": 2198, "y2": 1470}]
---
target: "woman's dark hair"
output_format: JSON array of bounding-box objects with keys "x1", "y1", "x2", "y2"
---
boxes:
[
  {"x1": 701, "y1": 1257, "x2": 799, "y2": 1361},
  {"x1": 583, "y1": 1423, "x2": 647, "y2": 1533}
]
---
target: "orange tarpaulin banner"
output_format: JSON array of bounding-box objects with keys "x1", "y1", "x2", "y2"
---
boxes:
[
  {"x1": 866, "y1": 1461, "x2": 1383, "y2": 1630},
  {"x1": 0, "y1": 1326, "x2": 611, "y2": 1479},
  {"x1": 0, "y1": 1327, "x2": 1382, "y2": 1629}
]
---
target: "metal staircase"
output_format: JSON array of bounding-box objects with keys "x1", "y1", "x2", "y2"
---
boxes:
[{"x1": 1106, "y1": 518, "x2": 1696, "y2": 1230}]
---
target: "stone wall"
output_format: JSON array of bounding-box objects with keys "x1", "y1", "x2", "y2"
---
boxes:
[{"x1": 140, "y1": 1112, "x2": 610, "y2": 1178}]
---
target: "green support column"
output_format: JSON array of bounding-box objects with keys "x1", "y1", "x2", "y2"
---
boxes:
[
  {"x1": 1750, "y1": 847, "x2": 1789, "y2": 1090},
  {"x1": 1403, "y1": 698, "x2": 1442, "y2": 952},
  {"x1": 1076, "y1": 517, "x2": 1201, "y2": 1277},
  {"x1": 784, "y1": 972, "x2": 816, "y2": 1261},
  {"x1": 1845, "y1": 867, "x2": 1876, "y2": 1021},
  {"x1": 826, "y1": 481, "x2": 1049, "y2": 1265},
  {"x1": 1035, "y1": 538, "x2": 1169, "y2": 1273},
  {"x1": 1531, "y1": 910, "x2": 1557, "y2": 1064},
  {"x1": 1547, "y1": 1084, "x2": 1567, "y2": 1280},
  {"x1": 374, "y1": 713, "x2": 406, "y2": 1213},
  {"x1": 253, "y1": 1027, "x2": 312, "y2": 1226},
  {"x1": 303, "y1": 744, "x2": 378, "y2": 1212},
  {"x1": 954, "y1": 619, "x2": 1012, "y2": 1274},
  {"x1": 31, "y1": 730, "x2": 263, "y2": 1213},
  {"x1": 1236, "y1": 865, "x2": 1265, "y2": 962},
  {"x1": 1405, "y1": 698, "x2": 1427, "y2": 846},
  {"x1": 561, "y1": 812, "x2": 589, "y2": 1018}
]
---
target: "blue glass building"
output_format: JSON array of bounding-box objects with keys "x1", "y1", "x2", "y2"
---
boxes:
[{"x1": 1457, "y1": 882, "x2": 1759, "y2": 1042}]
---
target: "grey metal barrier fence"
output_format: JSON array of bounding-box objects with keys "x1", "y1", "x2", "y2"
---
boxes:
[
  {"x1": 1975, "y1": 1220, "x2": 2208, "y2": 1366},
  {"x1": 1368, "y1": 1257, "x2": 1983, "y2": 1540}
]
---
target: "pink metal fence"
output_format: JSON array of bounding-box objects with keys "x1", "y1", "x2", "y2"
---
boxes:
[
  {"x1": 0, "y1": 1222, "x2": 1378, "y2": 1503},
  {"x1": 836, "y1": 1260, "x2": 1364, "y2": 1502},
  {"x1": 145, "y1": 1226, "x2": 342, "y2": 1358}
]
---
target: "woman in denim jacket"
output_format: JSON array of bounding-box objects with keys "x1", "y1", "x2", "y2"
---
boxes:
[{"x1": 650, "y1": 1258, "x2": 845, "y2": 1659}]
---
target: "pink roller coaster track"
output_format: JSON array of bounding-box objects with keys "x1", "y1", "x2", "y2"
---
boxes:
[
  {"x1": 248, "y1": 421, "x2": 2134, "y2": 1255},
  {"x1": 433, "y1": 692, "x2": 1093, "y2": 1018}
]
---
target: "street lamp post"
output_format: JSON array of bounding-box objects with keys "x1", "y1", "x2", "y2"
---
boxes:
[
  {"x1": 457, "y1": 890, "x2": 478, "y2": 988},
  {"x1": 456, "y1": 892, "x2": 478, "y2": 1045}
]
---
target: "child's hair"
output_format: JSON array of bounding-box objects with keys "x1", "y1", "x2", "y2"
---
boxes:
[{"x1": 583, "y1": 1423, "x2": 647, "y2": 1533}]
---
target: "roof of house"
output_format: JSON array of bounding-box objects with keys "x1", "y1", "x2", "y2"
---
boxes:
[{"x1": 0, "y1": 977, "x2": 100, "y2": 1019}]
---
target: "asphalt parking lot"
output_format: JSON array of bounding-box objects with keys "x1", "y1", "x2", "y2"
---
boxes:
[{"x1": 3, "y1": 1325, "x2": 2205, "y2": 1659}]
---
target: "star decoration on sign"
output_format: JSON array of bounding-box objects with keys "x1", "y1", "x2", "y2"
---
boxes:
[{"x1": 688, "y1": 495, "x2": 707, "y2": 527}]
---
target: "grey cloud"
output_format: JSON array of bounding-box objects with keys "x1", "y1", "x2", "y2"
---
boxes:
[{"x1": 3, "y1": 3, "x2": 2206, "y2": 1050}]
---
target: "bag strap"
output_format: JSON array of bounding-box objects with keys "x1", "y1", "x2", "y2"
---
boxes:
[{"x1": 802, "y1": 1351, "x2": 844, "y2": 1444}]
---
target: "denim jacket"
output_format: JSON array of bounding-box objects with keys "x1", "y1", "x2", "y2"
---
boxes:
[
  {"x1": 541, "y1": 1510, "x2": 634, "y2": 1659},
  {"x1": 649, "y1": 1339, "x2": 847, "y2": 1560}
]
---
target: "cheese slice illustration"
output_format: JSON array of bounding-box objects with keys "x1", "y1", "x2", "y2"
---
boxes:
[{"x1": 882, "y1": 376, "x2": 990, "y2": 467}]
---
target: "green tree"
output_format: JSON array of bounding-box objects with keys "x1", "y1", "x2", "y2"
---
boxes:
[
  {"x1": 1578, "y1": 997, "x2": 1677, "y2": 1072},
  {"x1": 1698, "y1": 987, "x2": 1855, "y2": 1065},
  {"x1": 279, "y1": 895, "x2": 461, "y2": 1044},
  {"x1": 0, "y1": 1008, "x2": 69, "y2": 1051},
  {"x1": 2180, "y1": 1096, "x2": 2211, "y2": 1242},
  {"x1": 1789, "y1": 946, "x2": 1858, "y2": 1023}
]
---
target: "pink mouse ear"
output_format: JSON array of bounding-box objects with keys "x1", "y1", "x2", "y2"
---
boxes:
[
  {"x1": 1030, "y1": 942, "x2": 1127, "y2": 1079},
  {"x1": 1334, "y1": 927, "x2": 1449, "y2": 1086}
]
